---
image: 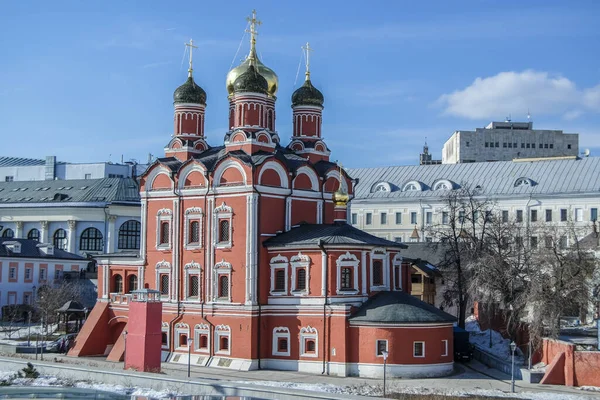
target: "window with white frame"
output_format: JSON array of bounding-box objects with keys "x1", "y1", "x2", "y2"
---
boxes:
[
  {"x1": 392, "y1": 254, "x2": 403, "y2": 290},
  {"x1": 213, "y1": 260, "x2": 232, "y2": 302},
  {"x1": 575, "y1": 208, "x2": 583, "y2": 222},
  {"x1": 269, "y1": 255, "x2": 288, "y2": 295},
  {"x1": 376, "y1": 339, "x2": 388, "y2": 356},
  {"x1": 156, "y1": 209, "x2": 173, "y2": 250},
  {"x1": 413, "y1": 341, "x2": 425, "y2": 357},
  {"x1": 272, "y1": 327, "x2": 290, "y2": 356},
  {"x1": 335, "y1": 252, "x2": 359, "y2": 294},
  {"x1": 213, "y1": 202, "x2": 233, "y2": 248},
  {"x1": 155, "y1": 261, "x2": 171, "y2": 298},
  {"x1": 184, "y1": 261, "x2": 201, "y2": 300},
  {"x1": 442, "y1": 340, "x2": 448, "y2": 356},
  {"x1": 300, "y1": 326, "x2": 318, "y2": 357},
  {"x1": 24, "y1": 267, "x2": 32, "y2": 281},
  {"x1": 215, "y1": 325, "x2": 231, "y2": 355},
  {"x1": 184, "y1": 207, "x2": 203, "y2": 249},
  {"x1": 290, "y1": 253, "x2": 310, "y2": 294},
  {"x1": 161, "y1": 322, "x2": 169, "y2": 350},
  {"x1": 194, "y1": 324, "x2": 210, "y2": 353},
  {"x1": 370, "y1": 249, "x2": 387, "y2": 289},
  {"x1": 175, "y1": 323, "x2": 190, "y2": 349}
]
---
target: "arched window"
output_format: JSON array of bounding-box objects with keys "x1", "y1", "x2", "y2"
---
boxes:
[
  {"x1": 80, "y1": 227, "x2": 103, "y2": 252},
  {"x1": 218, "y1": 275, "x2": 229, "y2": 298},
  {"x1": 118, "y1": 220, "x2": 140, "y2": 250},
  {"x1": 160, "y1": 222, "x2": 170, "y2": 245},
  {"x1": 2, "y1": 228, "x2": 14, "y2": 238},
  {"x1": 128, "y1": 275, "x2": 138, "y2": 293},
  {"x1": 189, "y1": 221, "x2": 200, "y2": 244},
  {"x1": 189, "y1": 275, "x2": 199, "y2": 297},
  {"x1": 160, "y1": 274, "x2": 169, "y2": 295},
  {"x1": 219, "y1": 220, "x2": 230, "y2": 243},
  {"x1": 296, "y1": 268, "x2": 307, "y2": 291},
  {"x1": 514, "y1": 177, "x2": 533, "y2": 188},
  {"x1": 53, "y1": 229, "x2": 67, "y2": 250},
  {"x1": 341, "y1": 267, "x2": 353, "y2": 290},
  {"x1": 27, "y1": 229, "x2": 40, "y2": 241},
  {"x1": 113, "y1": 275, "x2": 123, "y2": 293}
]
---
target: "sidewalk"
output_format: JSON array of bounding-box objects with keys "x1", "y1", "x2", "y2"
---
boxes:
[{"x1": 3, "y1": 352, "x2": 598, "y2": 399}]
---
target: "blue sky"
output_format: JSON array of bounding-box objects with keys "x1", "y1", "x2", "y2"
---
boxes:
[{"x1": 1, "y1": 1, "x2": 599, "y2": 168}]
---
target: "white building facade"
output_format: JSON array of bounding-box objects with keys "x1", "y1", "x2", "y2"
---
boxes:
[{"x1": 442, "y1": 121, "x2": 579, "y2": 164}]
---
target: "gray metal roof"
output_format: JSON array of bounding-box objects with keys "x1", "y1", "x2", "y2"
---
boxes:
[
  {"x1": 0, "y1": 177, "x2": 140, "y2": 206},
  {"x1": 0, "y1": 156, "x2": 46, "y2": 167},
  {"x1": 348, "y1": 157, "x2": 600, "y2": 201},
  {"x1": 0, "y1": 238, "x2": 85, "y2": 260},
  {"x1": 349, "y1": 291, "x2": 456, "y2": 324}
]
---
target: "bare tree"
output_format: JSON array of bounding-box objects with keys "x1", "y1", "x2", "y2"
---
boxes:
[{"x1": 35, "y1": 281, "x2": 84, "y2": 337}]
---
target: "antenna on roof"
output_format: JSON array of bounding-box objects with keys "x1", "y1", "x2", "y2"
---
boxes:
[{"x1": 527, "y1": 109, "x2": 531, "y2": 121}]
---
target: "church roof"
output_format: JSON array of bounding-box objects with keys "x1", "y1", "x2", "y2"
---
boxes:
[
  {"x1": 263, "y1": 223, "x2": 406, "y2": 248},
  {"x1": 401, "y1": 242, "x2": 452, "y2": 267},
  {"x1": 0, "y1": 238, "x2": 85, "y2": 260},
  {"x1": 0, "y1": 177, "x2": 140, "y2": 207},
  {"x1": 348, "y1": 291, "x2": 456, "y2": 324},
  {"x1": 349, "y1": 157, "x2": 600, "y2": 200}
]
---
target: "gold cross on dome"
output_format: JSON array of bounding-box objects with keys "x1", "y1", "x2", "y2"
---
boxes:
[
  {"x1": 301, "y1": 42, "x2": 313, "y2": 80},
  {"x1": 185, "y1": 38, "x2": 198, "y2": 77},
  {"x1": 246, "y1": 9, "x2": 262, "y2": 51}
]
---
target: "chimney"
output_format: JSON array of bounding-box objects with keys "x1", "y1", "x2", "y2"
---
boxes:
[{"x1": 45, "y1": 156, "x2": 56, "y2": 181}]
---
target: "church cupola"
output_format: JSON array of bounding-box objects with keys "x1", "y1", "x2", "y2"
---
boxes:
[
  {"x1": 166, "y1": 39, "x2": 209, "y2": 161},
  {"x1": 289, "y1": 43, "x2": 329, "y2": 163}
]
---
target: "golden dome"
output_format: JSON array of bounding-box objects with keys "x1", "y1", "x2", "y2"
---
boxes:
[
  {"x1": 226, "y1": 50, "x2": 278, "y2": 98},
  {"x1": 333, "y1": 189, "x2": 349, "y2": 206}
]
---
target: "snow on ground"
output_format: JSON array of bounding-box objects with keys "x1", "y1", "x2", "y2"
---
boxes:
[
  {"x1": 580, "y1": 386, "x2": 600, "y2": 392},
  {"x1": 0, "y1": 324, "x2": 58, "y2": 341},
  {"x1": 0, "y1": 371, "x2": 177, "y2": 399},
  {"x1": 465, "y1": 315, "x2": 524, "y2": 362}
]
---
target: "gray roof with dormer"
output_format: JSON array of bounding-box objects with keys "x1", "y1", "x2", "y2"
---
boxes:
[{"x1": 348, "y1": 157, "x2": 600, "y2": 201}]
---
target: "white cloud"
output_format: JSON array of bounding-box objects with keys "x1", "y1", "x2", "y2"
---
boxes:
[{"x1": 436, "y1": 70, "x2": 600, "y2": 120}]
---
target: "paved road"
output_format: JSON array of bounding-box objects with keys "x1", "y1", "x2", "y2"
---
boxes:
[{"x1": 6, "y1": 352, "x2": 599, "y2": 398}]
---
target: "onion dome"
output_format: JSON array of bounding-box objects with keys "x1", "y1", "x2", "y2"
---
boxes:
[
  {"x1": 226, "y1": 53, "x2": 278, "y2": 98},
  {"x1": 291, "y1": 79, "x2": 324, "y2": 107},
  {"x1": 233, "y1": 65, "x2": 268, "y2": 94},
  {"x1": 173, "y1": 76, "x2": 206, "y2": 105}
]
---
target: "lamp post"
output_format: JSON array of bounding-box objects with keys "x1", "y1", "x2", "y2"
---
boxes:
[
  {"x1": 381, "y1": 350, "x2": 388, "y2": 398},
  {"x1": 510, "y1": 341, "x2": 517, "y2": 393},
  {"x1": 122, "y1": 330, "x2": 128, "y2": 370},
  {"x1": 187, "y1": 338, "x2": 194, "y2": 378},
  {"x1": 27, "y1": 311, "x2": 32, "y2": 347}
]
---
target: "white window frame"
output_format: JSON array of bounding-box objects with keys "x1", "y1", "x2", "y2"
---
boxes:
[
  {"x1": 9, "y1": 267, "x2": 16, "y2": 280},
  {"x1": 300, "y1": 326, "x2": 318, "y2": 358},
  {"x1": 290, "y1": 252, "x2": 310, "y2": 295},
  {"x1": 370, "y1": 249, "x2": 388, "y2": 290},
  {"x1": 175, "y1": 323, "x2": 190, "y2": 350},
  {"x1": 442, "y1": 339, "x2": 448, "y2": 357},
  {"x1": 410, "y1": 211, "x2": 418, "y2": 225},
  {"x1": 335, "y1": 252, "x2": 359, "y2": 295},
  {"x1": 376, "y1": 339, "x2": 388, "y2": 357},
  {"x1": 413, "y1": 341, "x2": 425, "y2": 358},
  {"x1": 155, "y1": 208, "x2": 173, "y2": 250},
  {"x1": 213, "y1": 202, "x2": 233, "y2": 249},
  {"x1": 272, "y1": 327, "x2": 291, "y2": 356},
  {"x1": 215, "y1": 324, "x2": 231, "y2": 355},
  {"x1": 184, "y1": 261, "x2": 201, "y2": 301},
  {"x1": 392, "y1": 254, "x2": 403, "y2": 290},
  {"x1": 184, "y1": 207, "x2": 203, "y2": 250},
  {"x1": 194, "y1": 323, "x2": 210, "y2": 354},
  {"x1": 213, "y1": 260, "x2": 232, "y2": 302},
  {"x1": 161, "y1": 322, "x2": 170, "y2": 350},
  {"x1": 24, "y1": 267, "x2": 32, "y2": 280},
  {"x1": 155, "y1": 260, "x2": 171, "y2": 299},
  {"x1": 575, "y1": 208, "x2": 583, "y2": 222},
  {"x1": 269, "y1": 255, "x2": 288, "y2": 296}
]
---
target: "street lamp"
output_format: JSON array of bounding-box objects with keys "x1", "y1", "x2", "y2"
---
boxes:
[
  {"x1": 122, "y1": 330, "x2": 128, "y2": 370},
  {"x1": 381, "y1": 350, "x2": 388, "y2": 398},
  {"x1": 510, "y1": 341, "x2": 517, "y2": 393},
  {"x1": 187, "y1": 338, "x2": 194, "y2": 378}
]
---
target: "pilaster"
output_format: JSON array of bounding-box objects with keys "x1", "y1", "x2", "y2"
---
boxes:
[
  {"x1": 107, "y1": 215, "x2": 117, "y2": 253},
  {"x1": 15, "y1": 221, "x2": 23, "y2": 238},
  {"x1": 67, "y1": 220, "x2": 77, "y2": 253}
]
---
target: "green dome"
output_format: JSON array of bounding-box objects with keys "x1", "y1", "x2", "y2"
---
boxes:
[
  {"x1": 233, "y1": 65, "x2": 268, "y2": 95},
  {"x1": 173, "y1": 76, "x2": 207, "y2": 105},
  {"x1": 291, "y1": 79, "x2": 324, "y2": 107}
]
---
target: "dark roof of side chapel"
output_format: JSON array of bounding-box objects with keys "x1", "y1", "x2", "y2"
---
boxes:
[
  {"x1": 349, "y1": 291, "x2": 456, "y2": 324},
  {"x1": 173, "y1": 76, "x2": 207, "y2": 105},
  {"x1": 263, "y1": 223, "x2": 406, "y2": 248},
  {"x1": 401, "y1": 242, "x2": 453, "y2": 267},
  {"x1": 0, "y1": 239, "x2": 85, "y2": 260}
]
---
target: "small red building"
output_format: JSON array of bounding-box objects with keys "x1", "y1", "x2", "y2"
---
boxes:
[{"x1": 71, "y1": 11, "x2": 455, "y2": 378}]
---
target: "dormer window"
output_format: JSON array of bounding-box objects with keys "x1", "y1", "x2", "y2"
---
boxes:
[
  {"x1": 402, "y1": 181, "x2": 422, "y2": 192},
  {"x1": 371, "y1": 182, "x2": 392, "y2": 193},
  {"x1": 514, "y1": 177, "x2": 533, "y2": 188},
  {"x1": 433, "y1": 180, "x2": 454, "y2": 191}
]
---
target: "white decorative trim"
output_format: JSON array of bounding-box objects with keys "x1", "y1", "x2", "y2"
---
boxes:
[
  {"x1": 155, "y1": 260, "x2": 171, "y2": 299},
  {"x1": 184, "y1": 261, "x2": 201, "y2": 301},
  {"x1": 442, "y1": 340, "x2": 448, "y2": 357},
  {"x1": 155, "y1": 209, "x2": 173, "y2": 251},
  {"x1": 413, "y1": 341, "x2": 426, "y2": 358},
  {"x1": 376, "y1": 339, "x2": 388, "y2": 357},
  {"x1": 145, "y1": 166, "x2": 173, "y2": 192},
  {"x1": 161, "y1": 322, "x2": 170, "y2": 350},
  {"x1": 290, "y1": 252, "x2": 310, "y2": 295},
  {"x1": 325, "y1": 170, "x2": 348, "y2": 193},
  {"x1": 336, "y1": 252, "x2": 359, "y2": 295},
  {"x1": 258, "y1": 161, "x2": 289, "y2": 189},
  {"x1": 432, "y1": 179, "x2": 454, "y2": 191},
  {"x1": 194, "y1": 323, "x2": 210, "y2": 353},
  {"x1": 371, "y1": 181, "x2": 392, "y2": 193},
  {"x1": 392, "y1": 253, "x2": 403, "y2": 291},
  {"x1": 272, "y1": 327, "x2": 291, "y2": 357},
  {"x1": 213, "y1": 259, "x2": 232, "y2": 302},
  {"x1": 213, "y1": 159, "x2": 247, "y2": 187},
  {"x1": 213, "y1": 203, "x2": 233, "y2": 249},
  {"x1": 215, "y1": 324, "x2": 231, "y2": 355},
  {"x1": 370, "y1": 249, "x2": 389, "y2": 291},
  {"x1": 300, "y1": 326, "x2": 318, "y2": 358},
  {"x1": 178, "y1": 163, "x2": 207, "y2": 190},
  {"x1": 175, "y1": 323, "x2": 190, "y2": 349},
  {"x1": 402, "y1": 180, "x2": 423, "y2": 192},
  {"x1": 292, "y1": 166, "x2": 319, "y2": 191},
  {"x1": 269, "y1": 254, "x2": 289, "y2": 296}
]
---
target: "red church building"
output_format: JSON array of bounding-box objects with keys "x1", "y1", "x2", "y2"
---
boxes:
[{"x1": 71, "y1": 11, "x2": 455, "y2": 378}]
